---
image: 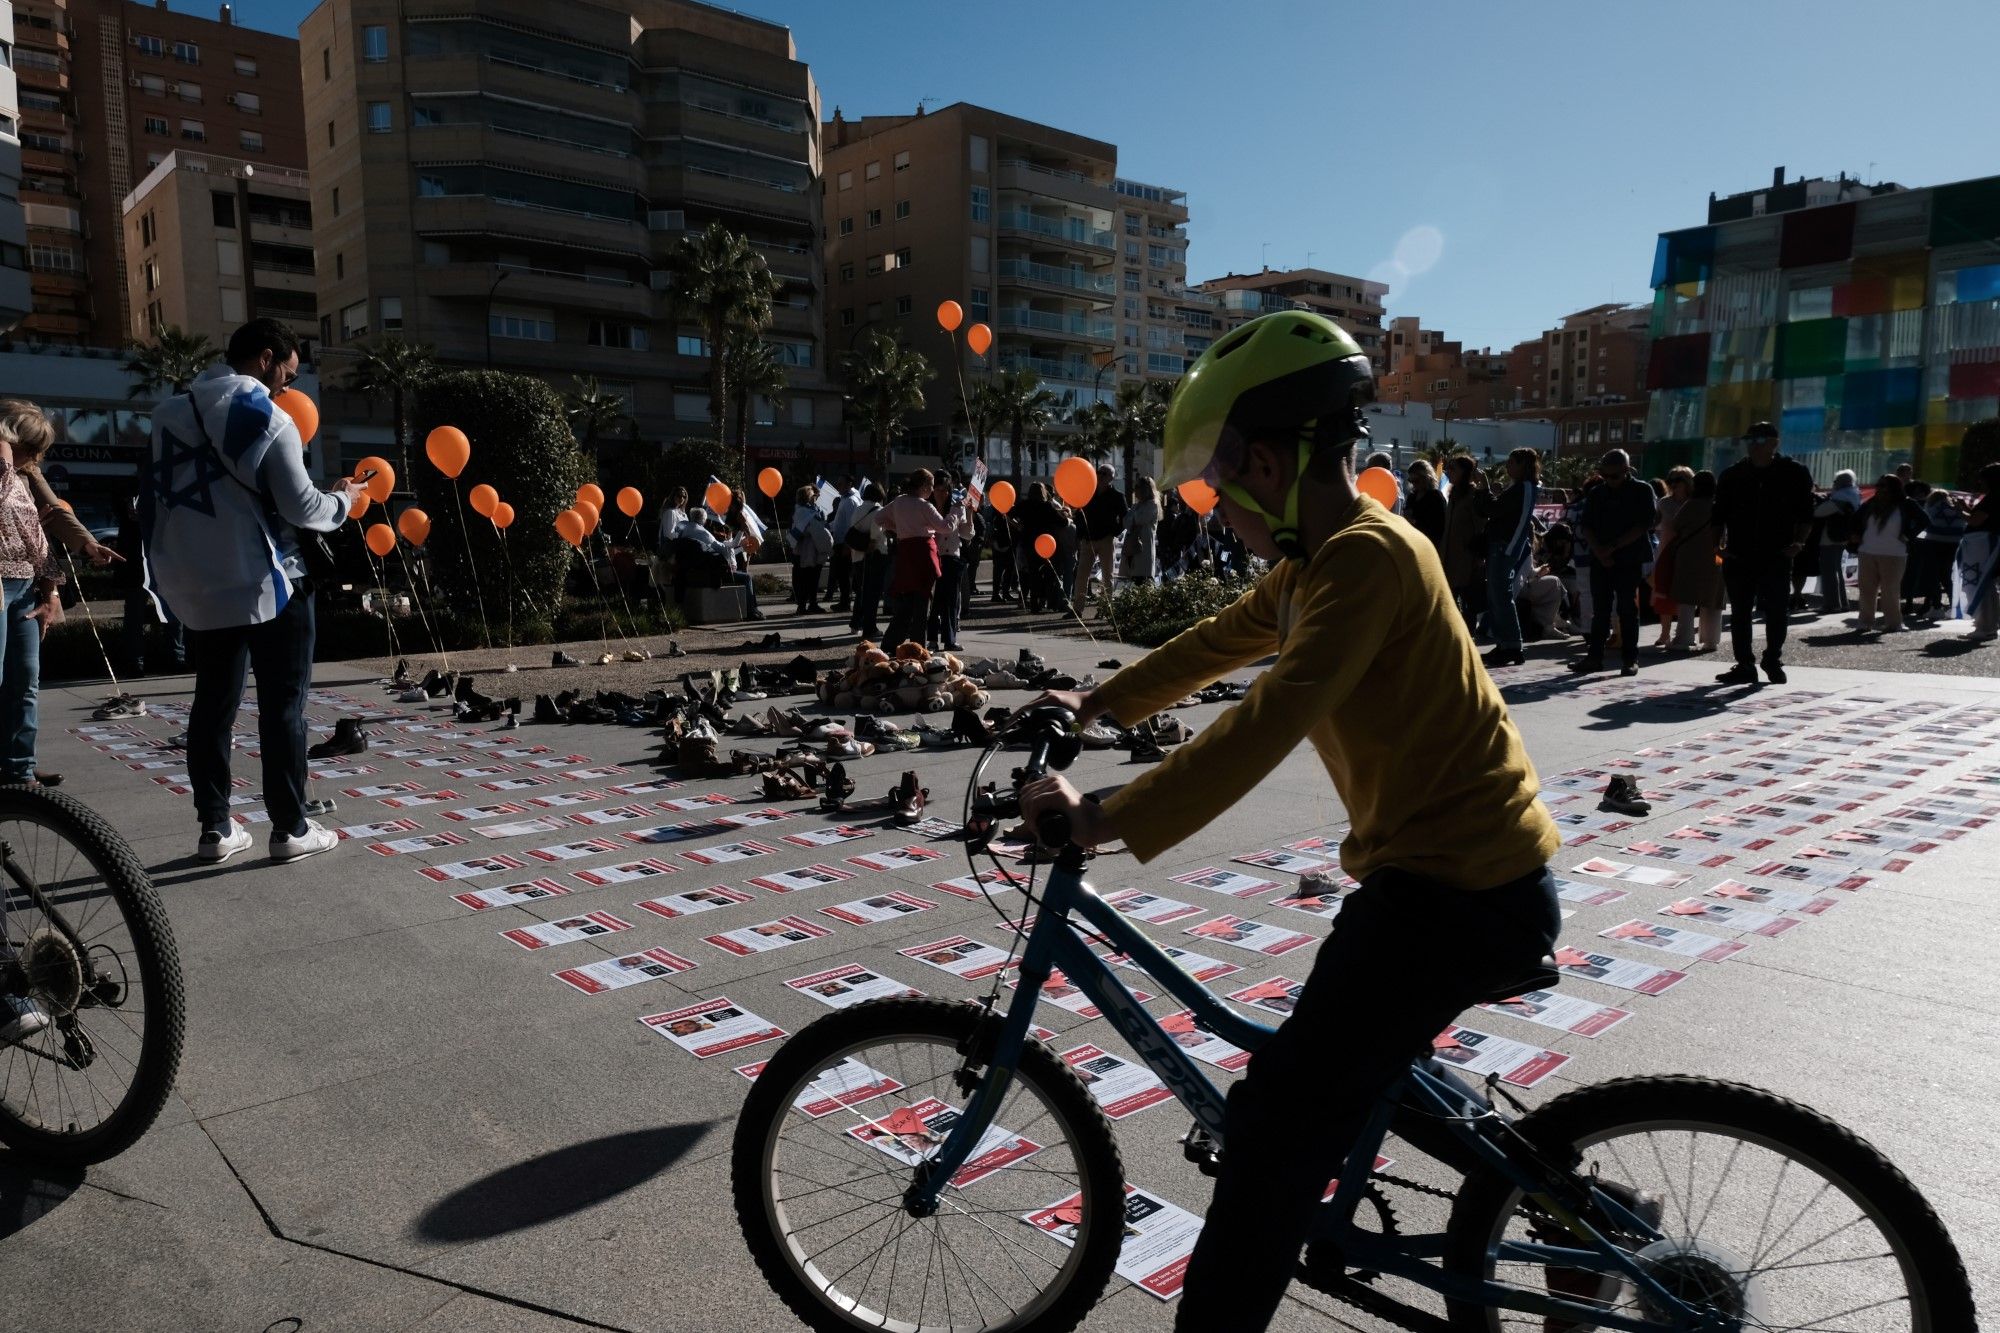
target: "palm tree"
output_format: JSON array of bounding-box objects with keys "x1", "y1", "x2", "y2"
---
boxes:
[
  {"x1": 1086, "y1": 378, "x2": 1172, "y2": 484},
  {"x1": 673, "y1": 221, "x2": 781, "y2": 460},
  {"x1": 722, "y1": 331, "x2": 790, "y2": 453},
  {"x1": 991, "y1": 369, "x2": 1061, "y2": 476},
  {"x1": 963, "y1": 378, "x2": 1006, "y2": 464},
  {"x1": 124, "y1": 322, "x2": 218, "y2": 399},
  {"x1": 1067, "y1": 399, "x2": 1118, "y2": 466},
  {"x1": 841, "y1": 329, "x2": 932, "y2": 477},
  {"x1": 346, "y1": 335, "x2": 438, "y2": 484},
  {"x1": 563, "y1": 375, "x2": 632, "y2": 453}
]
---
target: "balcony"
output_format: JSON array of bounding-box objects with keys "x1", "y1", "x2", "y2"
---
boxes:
[
  {"x1": 996, "y1": 259, "x2": 1115, "y2": 302},
  {"x1": 411, "y1": 122, "x2": 644, "y2": 193},
  {"x1": 657, "y1": 100, "x2": 810, "y2": 165},
  {"x1": 413, "y1": 194, "x2": 646, "y2": 259},
  {"x1": 995, "y1": 158, "x2": 1115, "y2": 211},
  {"x1": 996, "y1": 209, "x2": 1114, "y2": 258},
  {"x1": 650, "y1": 164, "x2": 812, "y2": 226},
  {"x1": 423, "y1": 260, "x2": 656, "y2": 320},
  {"x1": 750, "y1": 238, "x2": 816, "y2": 284},
  {"x1": 409, "y1": 52, "x2": 638, "y2": 125},
  {"x1": 996, "y1": 307, "x2": 1114, "y2": 344}
]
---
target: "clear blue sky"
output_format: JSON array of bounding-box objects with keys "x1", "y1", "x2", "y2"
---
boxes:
[{"x1": 212, "y1": 0, "x2": 2000, "y2": 348}]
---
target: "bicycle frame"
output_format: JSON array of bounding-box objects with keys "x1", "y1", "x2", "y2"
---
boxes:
[{"x1": 911, "y1": 848, "x2": 1721, "y2": 1332}]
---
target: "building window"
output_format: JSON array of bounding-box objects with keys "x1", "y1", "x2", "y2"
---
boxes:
[
  {"x1": 837, "y1": 216, "x2": 853, "y2": 236},
  {"x1": 327, "y1": 120, "x2": 336, "y2": 147},
  {"x1": 838, "y1": 261, "x2": 854, "y2": 283},
  {"x1": 675, "y1": 334, "x2": 708, "y2": 357},
  {"x1": 968, "y1": 134, "x2": 988, "y2": 172},
  {"x1": 838, "y1": 308, "x2": 854, "y2": 328},
  {"x1": 865, "y1": 208, "x2": 882, "y2": 228},
  {"x1": 134, "y1": 34, "x2": 164, "y2": 57},
  {"x1": 211, "y1": 191, "x2": 235, "y2": 226},
  {"x1": 234, "y1": 55, "x2": 258, "y2": 77},
  {"x1": 331, "y1": 186, "x2": 341, "y2": 215},
  {"x1": 866, "y1": 256, "x2": 882, "y2": 276},
  {"x1": 219, "y1": 288, "x2": 245, "y2": 323},
  {"x1": 1123, "y1": 269, "x2": 1139, "y2": 292},
  {"x1": 139, "y1": 74, "x2": 166, "y2": 95},
  {"x1": 673, "y1": 392, "x2": 707, "y2": 422},
  {"x1": 341, "y1": 299, "x2": 368, "y2": 340},
  {"x1": 175, "y1": 80, "x2": 201, "y2": 102},
  {"x1": 968, "y1": 287, "x2": 989, "y2": 321},
  {"x1": 367, "y1": 102, "x2": 391, "y2": 133},
  {"x1": 180, "y1": 119, "x2": 206, "y2": 141},
  {"x1": 362, "y1": 25, "x2": 389, "y2": 62},
  {"x1": 893, "y1": 246, "x2": 911, "y2": 268},
  {"x1": 139, "y1": 212, "x2": 156, "y2": 245},
  {"x1": 143, "y1": 115, "x2": 169, "y2": 136},
  {"x1": 969, "y1": 185, "x2": 988, "y2": 223},
  {"x1": 489, "y1": 310, "x2": 555, "y2": 342},
  {"x1": 29, "y1": 244, "x2": 78, "y2": 272},
  {"x1": 171, "y1": 40, "x2": 200, "y2": 64},
  {"x1": 894, "y1": 150, "x2": 910, "y2": 172},
  {"x1": 234, "y1": 91, "x2": 260, "y2": 115},
  {"x1": 588, "y1": 320, "x2": 649, "y2": 351},
  {"x1": 1607, "y1": 419, "x2": 1624, "y2": 442},
  {"x1": 894, "y1": 199, "x2": 910, "y2": 220},
  {"x1": 865, "y1": 302, "x2": 882, "y2": 320},
  {"x1": 239, "y1": 130, "x2": 263, "y2": 152},
  {"x1": 1124, "y1": 212, "x2": 1141, "y2": 236},
  {"x1": 773, "y1": 341, "x2": 812, "y2": 368},
  {"x1": 895, "y1": 295, "x2": 912, "y2": 316},
  {"x1": 837, "y1": 170, "x2": 851, "y2": 190},
  {"x1": 790, "y1": 398, "x2": 812, "y2": 426},
  {"x1": 322, "y1": 48, "x2": 330, "y2": 81},
  {"x1": 865, "y1": 160, "x2": 880, "y2": 180},
  {"x1": 334, "y1": 253, "x2": 344, "y2": 278},
  {"x1": 970, "y1": 236, "x2": 988, "y2": 274}
]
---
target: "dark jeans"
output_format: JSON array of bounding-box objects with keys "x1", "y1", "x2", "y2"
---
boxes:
[
  {"x1": 928, "y1": 554, "x2": 963, "y2": 646},
  {"x1": 1722, "y1": 555, "x2": 1791, "y2": 666},
  {"x1": 1173, "y1": 864, "x2": 1562, "y2": 1333},
  {"x1": 1587, "y1": 557, "x2": 1643, "y2": 664},
  {"x1": 850, "y1": 550, "x2": 888, "y2": 638},
  {"x1": 826, "y1": 548, "x2": 853, "y2": 609},
  {"x1": 1484, "y1": 546, "x2": 1523, "y2": 651},
  {"x1": 185, "y1": 588, "x2": 316, "y2": 837},
  {"x1": 1817, "y1": 544, "x2": 1848, "y2": 614},
  {"x1": 991, "y1": 547, "x2": 1017, "y2": 599},
  {"x1": 119, "y1": 588, "x2": 185, "y2": 673},
  {"x1": 883, "y1": 589, "x2": 930, "y2": 649},
  {"x1": 791, "y1": 561, "x2": 820, "y2": 613}
]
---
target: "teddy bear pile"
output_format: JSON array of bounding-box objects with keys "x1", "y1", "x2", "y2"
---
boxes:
[{"x1": 818, "y1": 641, "x2": 992, "y2": 714}]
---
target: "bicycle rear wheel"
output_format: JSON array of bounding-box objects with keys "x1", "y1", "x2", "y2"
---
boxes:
[
  {"x1": 732, "y1": 997, "x2": 1125, "y2": 1333},
  {"x1": 1444, "y1": 1075, "x2": 1977, "y2": 1332},
  {"x1": 0, "y1": 786, "x2": 185, "y2": 1165}
]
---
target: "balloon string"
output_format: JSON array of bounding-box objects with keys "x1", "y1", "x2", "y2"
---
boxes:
[
  {"x1": 564, "y1": 543, "x2": 614, "y2": 658},
  {"x1": 54, "y1": 544, "x2": 123, "y2": 692},
  {"x1": 450, "y1": 481, "x2": 494, "y2": 650},
  {"x1": 395, "y1": 542, "x2": 450, "y2": 675},
  {"x1": 490, "y1": 521, "x2": 516, "y2": 654},
  {"x1": 355, "y1": 514, "x2": 401, "y2": 662},
  {"x1": 597, "y1": 528, "x2": 646, "y2": 654}
]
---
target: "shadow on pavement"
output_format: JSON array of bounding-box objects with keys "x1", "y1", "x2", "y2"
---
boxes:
[
  {"x1": 0, "y1": 1153, "x2": 85, "y2": 1239},
  {"x1": 1922, "y1": 638, "x2": 1987, "y2": 659},
  {"x1": 411, "y1": 1120, "x2": 715, "y2": 1243}
]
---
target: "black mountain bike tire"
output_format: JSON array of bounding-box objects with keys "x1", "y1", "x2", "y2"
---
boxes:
[
  {"x1": 1442, "y1": 1075, "x2": 1978, "y2": 1332},
  {"x1": 0, "y1": 785, "x2": 185, "y2": 1165},
  {"x1": 732, "y1": 997, "x2": 1126, "y2": 1333}
]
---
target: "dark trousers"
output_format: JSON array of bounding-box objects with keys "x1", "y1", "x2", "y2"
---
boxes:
[
  {"x1": 1722, "y1": 555, "x2": 1791, "y2": 666},
  {"x1": 1817, "y1": 544, "x2": 1848, "y2": 614},
  {"x1": 185, "y1": 589, "x2": 316, "y2": 837},
  {"x1": 1173, "y1": 865, "x2": 1561, "y2": 1333},
  {"x1": 1587, "y1": 558, "x2": 1643, "y2": 664},
  {"x1": 827, "y1": 548, "x2": 853, "y2": 609},
  {"x1": 850, "y1": 551, "x2": 888, "y2": 638},
  {"x1": 791, "y1": 561, "x2": 820, "y2": 613},
  {"x1": 991, "y1": 548, "x2": 1017, "y2": 599},
  {"x1": 883, "y1": 589, "x2": 931, "y2": 649},
  {"x1": 928, "y1": 554, "x2": 963, "y2": 647}
]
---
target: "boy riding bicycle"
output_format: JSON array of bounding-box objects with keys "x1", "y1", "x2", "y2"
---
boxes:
[{"x1": 1020, "y1": 310, "x2": 1563, "y2": 1332}]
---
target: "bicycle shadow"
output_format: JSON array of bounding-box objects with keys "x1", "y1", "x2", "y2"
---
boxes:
[
  {"x1": 409, "y1": 1120, "x2": 714, "y2": 1244},
  {"x1": 0, "y1": 1151, "x2": 85, "y2": 1239}
]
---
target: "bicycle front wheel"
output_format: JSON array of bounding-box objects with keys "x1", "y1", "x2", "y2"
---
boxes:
[
  {"x1": 732, "y1": 997, "x2": 1125, "y2": 1333},
  {"x1": 1444, "y1": 1075, "x2": 1978, "y2": 1332},
  {"x1": 0, "y1": 785, "x2": 185, "y2": 1165}
]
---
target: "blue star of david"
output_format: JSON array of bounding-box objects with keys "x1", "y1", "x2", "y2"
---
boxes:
[{"x1": 151, "y1": 432, "x2": 227, "y2": 516}]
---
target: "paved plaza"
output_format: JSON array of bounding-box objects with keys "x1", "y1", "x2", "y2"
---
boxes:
[{"x1": 4, "y1": 624, "x2": 1999, "y2": 1332}]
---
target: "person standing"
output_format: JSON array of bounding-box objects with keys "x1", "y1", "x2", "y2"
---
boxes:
[
  {"x1": 1712, "y1": 422, "x2": 1816, "y2": 685},
  {"x1": 1649, "y1": 468, "x2": 1691, "y2": 647},
  {"x1": 1121, "y1": 476, "x2": 1160, "y2": 586},
  {"x1": 1480, "y1": 448, "x2": 1541, "y2": 667},
  {"x1": 987, "y1": 498, "x2": 1017, "y2": 603},
  {"x1": 845, "y1": 483, "x2": 887, "y2": 639},
  {"x1": 788, "y1": 486, "x2": 832, "y2": 615},
  {"x1": 1663, "y1": 469, "x2": 1724, "y2": 653},
  {"x1": 0, "y1": 401, "x2": 68, "y2": 785},
  {"x1": 1851, "y1": 473, "x2": 1925, "y2": 633},
  {"x1": 1570, "y1": 448, "x2": 1657, "y2": 676},
  {"x1": 1440, "y1": 455, "x2": 1487, "y2": 629},
  {"x1": 1811, "y1": 470, "x2": 1862, "y2": 615},
  {"x1": 1911, "y1": 483, "x2": 1967, "y2": 623},
  {"x1": 824, "y1": 478, "x2": 860, "y2": 612},
  {"x1": 139, "y1": 320, "x2": 364, "y2": 863},
  {"x1": 876, "y1": 469, "x2": 952, "y2": 647},
  {"x1": 1961, "y1": 463, "x2": 1999, "y2": 643},
  {"x1": 1071, "y1": 464, "x2": 1126, "y2": 615},
  {"x1": 1403, "y1": 459, "x2": 1447, "y2": 557},
  {"x1": 928, "y1": 482, "x2": 974, "y2": 651}
]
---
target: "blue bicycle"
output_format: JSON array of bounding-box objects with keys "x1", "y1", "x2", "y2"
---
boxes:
[{"x1": 733, "y1": 708, "x2": 1974, "y2": 1332}]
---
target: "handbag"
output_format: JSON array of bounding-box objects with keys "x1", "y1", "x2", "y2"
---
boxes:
[{"x1": 843, "y1": 506, "x2": 875, "y2": 554}]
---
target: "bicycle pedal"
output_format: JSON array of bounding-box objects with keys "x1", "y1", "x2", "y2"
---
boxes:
[{"x1": 1181, "y1": 1122, "x2": 1222, "y2": 1177}]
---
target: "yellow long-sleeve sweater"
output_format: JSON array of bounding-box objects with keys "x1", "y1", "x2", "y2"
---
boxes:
[{"x1": 1097, "y1": 494, "x2": 1559, "y2": 888}]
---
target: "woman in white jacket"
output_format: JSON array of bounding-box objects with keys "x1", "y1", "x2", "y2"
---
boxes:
[{"x1": 789, "y1": 486, "x2": 833, "y2": 615}]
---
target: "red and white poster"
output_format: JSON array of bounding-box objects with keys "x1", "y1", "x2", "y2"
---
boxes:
[
  {"x1": 417, "y1": 852, "x2": 528, "y2": 882},
  {"x1": 1170, "y1": 867, "x2": 1282, "y2": 900},
  {"x1": 1741, "y1": 860, "x2": 1871, "y2": 891},
  {"x1": 1792, "y1": 843, "x2": 1914, "y2": 873},
  {"x1": 845, "y1": 844, "x2": 948, "y2": 872},
  {"x1": 1275, "y1": 892, "x2": 1345, "y2": 919},
  {"x1": 479, "y1": 775, "x2": 554, "y2": 792},
  {"x1": 1826, "y1": 825, "x2": 1940, "y2": 855},
  {"x1": 657, "y1": 792, "x2": 737, "y2": 811},
  {"x1": 747, "y1": 864, "x2": 858, "y2": 894},
  {"x1": 784, "y1": 824, "x2": 875, "y2": 848},
  {"x1": 1660, "y1": 897, "x2": 1803, "y2": 937},
  {"x1": 1183, "y1": 914, "x2": 1314, "y2": 957},
  {"x1": 818, "y1": 891, "x2": 937, "y2": 925},
  {"x1": 443, "y1": 765, "x2": 516, "y2": 781},
  {"x1": 500, "y1": 910, "x2": 633, "y2": 951},
  {"x1": 899, "y1": 935, "x2": 1015, "y2": 981},
  {"x1": 605, "y1": 776, "x2": 684, "y2": 797},
  {"x1": 1157, "y1": 1009, "x2": 1251, "y2": 1071},
  {"x1": 1024, "y1": 1184, "x2": 1202, "y2": 1302},
  {"x1": 634, "y1": 884, "x2": 752, "y2": 918},
  {"x1": 1432, "y1": 1025, "x2": 1568, "y2": 1087},
  {"x1": 704, "y1": 914, "x2": 832, "y2": 957},
  {"x1": 1102, "y1": 889, "x2": 1203, "y2": 925},
  {"x1": 736, "y1": 1056, "x2": 905, "y2": 1118},
  {"x1": 552, "y1": 946, "x2": 699, "y2": 995},
  {"x1": 931, "y1": 869, "x2": 1029, "y2": 901},
  {"x1": 526, "y1": 837, "x2": 622, "y2": 862},
  {"x1": 1477, "y1": 989, "x2": 1630, "y2": 1038},
  {"x1": 1009, "y1": 968, "x2": 1149, "y2": 1020},
  {"x1": 845, "y1": 1097, "x2": 1042, "y2": 1188},
  {"x1": 1554, "y1": 877, "x2": 1629, "y2": 907},
  {"x1": 1601, "y1": 920, "x2": 1748, "y2": 963},
  {"x1": 1704, "y1": 878, "x2": 1837, "y2": 915},
  {"x1": 1553, "y1": 946, "x2": 1687, "y2": 996},
  {"x1": 1227, "y1": 976, "x2": 1304, "y2": 1019},
  {"x1": 682, "y1": 839, "x2": 780, "y2": 866},
  {"x1": 562, "y1": 765, "x2": 628, "y2": 781},
  {"x1": 1620, "y1": 839, "x2": 1736, "y2": 867},
  {"x1": 716, "y1": 806, "x2": 793, "y2": 828},
  {"x1": 367, "y1": 830, "x2": 469, "y2": 856},
  {"x1": 336, "y1": 817, "x2": 421, "y2": 840},
  {"x1": 525, "y1": 789, "x2": 607, "y2": 808},
  {"x1": 380, "y1": 788, "x2": 466, "y2": 809},
  {"x1": 1060, "y1": 1043, "x2": 1174, "y2": 1119},
  {"x1": 340, "y1": 781, "x2": 422, "y2": 799},
  {"x1": 640, "y1": 997, "x2": 785, "y2": 1059},
  {"x1": 1109, "y1": 946, "x2": 1240, "y2": 985},
  {"x1": 1233, "y1": 847, "x2": 1335, "y2": 875},
  {"x1": 785, "y1": 963, "x2": 920, "y2": 1008},
  {"x1": 440, "y1": 801, "x2": 529, "y2": 823},
  {"x1": 622, "y1": 820, "x2": 720, "y2": 846},
  {"x1": 521, "y1": 754, "x2": 593, "y2": 769},
  {"x1": 467, "y1": 817, "x2": 570, "y2": 841},
  {"x1": 451, "y1": 878, "x2": 573, "y2": 911},
  {"x1": 1570, "y1": 857, "x2": 1691, "y2": 890},
  {"x1": 572, "y1": 858, "x2": 680, "y2": 887},
  {"x1": 569, "y1": 803, "x2": 659, "y2": 827}
]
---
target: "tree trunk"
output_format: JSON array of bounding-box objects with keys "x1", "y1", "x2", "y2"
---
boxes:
[
  {"x1": 1123, "y1": 438, "x2": 1137, "y2": 488},
  {"x1": 392, "y1": 386, "x2": 410, "y2": 493},
  {"x1": 707, "y1": 310, "x2": 727, "y2": 439}
]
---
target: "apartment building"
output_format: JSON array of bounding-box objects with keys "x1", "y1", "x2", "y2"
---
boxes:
[
  {"x1": 1195, "y1": 265, "x2": 1389, "y2": 371},
  {"x1": 300, "y1": 0, "x2": 839, "y2": 468},
  {"x1": 10, "y1": 0, "x2": 86, "y2": 342},
  {"x1": 1110, "y1": 176, "x2": 1199, "y2": 383},
  {"x1": 821, "y1": 101, "x2": 1119, "y2": 459},
  {"x1": 0, "y1": 2, "x2": 33, "y2": 330},
  {"x1": 1374, "y1": 314, "x2": 1510, "y2": 418},
  {"x1": 122, "y1": 150, "x2": 316, "y2": 348}
]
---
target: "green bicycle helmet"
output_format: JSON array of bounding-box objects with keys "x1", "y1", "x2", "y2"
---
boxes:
[{"x1": 1162, "y1": 310, "x2": 1374, "y2": 559}]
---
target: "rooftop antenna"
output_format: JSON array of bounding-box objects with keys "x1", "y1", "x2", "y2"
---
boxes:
[
  {"x1": 1261, "y1": 240, "x2": 1271, "y2": 268},
  {"x1": 1306, "y1": 250, "x2": 1316, "y2": 268}
]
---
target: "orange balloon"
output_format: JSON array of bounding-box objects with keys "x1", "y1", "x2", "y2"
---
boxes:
[
  {"x1": 616, "y1": 486, "x2": 644, "y2": 517},
  {"x1": 966, "y1": 323, "x2": 992, "y2": 357},
  {"x1": 1033, "y1": 533, "x2": 1057, "y2": 560},
  {"x1": 756, "y1": 467, "x2": 783, "y2": 499},
  {"x1": 574, "y1": 499, "x2": 601, "y2": 533},
  {"x1": 425, "y1": 426, "x2": 471, "y2": 479},
  {"x1": 987, "y1": 480, "x2": 1016, "y2": 515},
  {"x1": 364, "y1": 522, "x2": 396, "y2": 557},
  {"x1": 554, "y1": 508, "x2": 586, "y2": 547},
  {"x1": 468, "y1": 483, "x2": 499, "y2": 518},
  {"x1": 1356, "y1": 466, "x2": 1399, "y2": 510},
  {"x1": 491, "y1": 502, "x2": 516, "y2": 530},
  {"x1": 1178, "y1": 478, "x2": 1218, "y2": 516},
  {"x1": 349, "y1": 489, "x2": 370, "y2": 520},
  {"x1": 396, "y1": 506, "x2": 431, "y2": 547},
  {"x1": 273, "y1": 388, "x2": 318, "y2": 443},
  {"x1": 1053, "y1": 457, "x2": 1097, "y2": 509},
  {"x1": 576, "y1": 482, "x2": 605, "y2": 511},
  {"x1": 936, "y1": 300, "x2": 964, "y2": 333},
  {"x1": 356, "y1": 456, "x2": 395, "y2": 504},
  {"x1": 705, "y1": 480, "x2": 732, "y2": 513}
]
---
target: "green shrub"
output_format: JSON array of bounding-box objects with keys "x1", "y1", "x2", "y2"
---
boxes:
[
  {"x1": 1106, "y1": 571, "x2": 1256, "y2": 646},
  {"x1": 601, "y1": 437, "x2": 740, "y2": 522},
  {"x1": 409, "y1": 371, "x2": 589, "y2": 641}
]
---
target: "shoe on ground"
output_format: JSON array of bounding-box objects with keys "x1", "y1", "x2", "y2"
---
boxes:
[
  {"x1": 1599, "y1": 775, "x2": 1651, "y2": 817},
  {"x1": 269, "y1": 821, "x2": 338, "y2": 863},
  {"x1": 308, "y1": 718, "x2": 370, "y2": 760},
  {"x1": 397, "y1": 687, "x2": 429, "y2": 704},
  {"x1": 1762, "y1": 659, "x2": 1788, "y2": 685},
  {"x1": 1482, "y1": 646, "x2": 1526, "y2": 667},
  {"x1": 1126, "y1": 731, "x2": 1166, "y2": 763},
  {"x1": 1619, "y1": 663, "x2": 1639, "y2": 677},
  {"x1": 623, "y1": 649, "x2": 651, "y2": 662},
  {"x1": 552, "y1": 650, "x2": 582, "y2": 668},
  {"x1": 1076, "y1": 722, "x2": 1120, "y2": 749},
  {"x1": 891, "y1": 771, "x2": 927, "y2": 823},
  {"x1": 197, "y1": 824, "x2": 255, "y2": 863},
  {"x1": 533, "y1": 694, "x2": 568, "y2": 724},
  {"x1": 1715, "y1": 663, "x2": 1760, "y2": 686},
  {"x1": 1567, "y1": 656, "x2": 1604, "y2": 675},
  {"x1": 0, "y1": 993, "x2": 51, "y2": 1044},
  {"x1": 983, "y1": 669, "x2": 1025, "y2": 689},
  {"x1": 303, "y1": 796, "x2": 338, "y2": 818},
  {"x1": 1150, "y1": 716, "x2": 1194, "y2": 745},
  {"x1": 33, "y1": 771, "x2": 61, "y2": 787},
  {"x1": 824, "y1": 737, "x2": 875, "y2": 760},
  {"x1": 93, "y1": 696, "x2": 147, "y2": 721}
]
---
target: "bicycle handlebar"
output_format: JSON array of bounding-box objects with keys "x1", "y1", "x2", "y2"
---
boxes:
[{"x1": 1006, "y1": 705, "x2": 1080, "y2": 849}]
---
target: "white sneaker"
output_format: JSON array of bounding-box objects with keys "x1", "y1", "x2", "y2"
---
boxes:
[
  {"x1": 1, "y1": 993, "x2": 51, "y2": 1043},
  {"x1": 197, "y1": 824, "x2": 255, "y2": 863},
  {"x1": 269, "y1": 820, "x2": 338, "y2": 863}
]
